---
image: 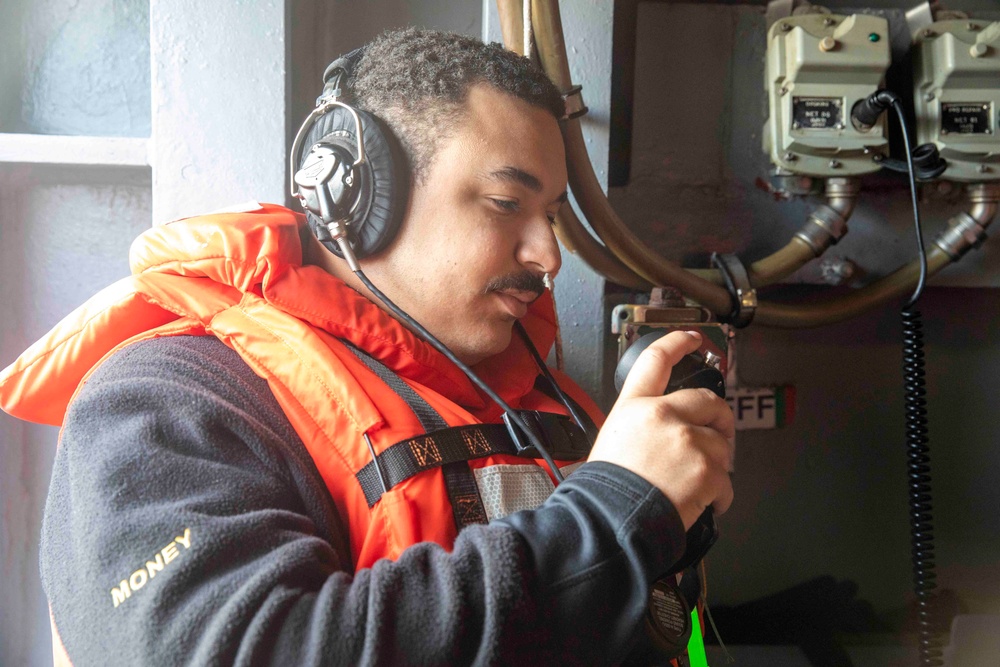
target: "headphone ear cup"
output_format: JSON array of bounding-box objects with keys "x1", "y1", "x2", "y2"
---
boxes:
[{"x1": 300, "y1": 106, "x2": 408, "y2": 259}]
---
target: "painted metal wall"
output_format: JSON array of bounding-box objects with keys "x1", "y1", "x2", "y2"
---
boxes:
[
  {"x1": 598, "y1": 0, "x2": 1000, "y2": 649},
  {"x1": 1, "y1": 2, "x2": 152, "y2": 664},
  {"x1": 0, "y1": 2, "x2": 482, "y2": 665}
]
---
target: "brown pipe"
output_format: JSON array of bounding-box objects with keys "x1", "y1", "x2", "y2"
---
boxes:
[
  {"x1": 499, "y1": 0, "x2": 650, "y2": 289},
  {"x1": 554, "y1": 203, "x2": 652, "y2": 289},
  {"x1": 521, "y1": 0, "x2": 992, "y2": 328},
  {"x1": 756, "y1": 183, "x2": 999, "y2": 327},
  {"x1": 559, "y1": 120, "x2": 734, "y2": 311},
  {"x1": 748, "y1": 178, "x2": 861, "y2": 287},
  {"x1": 754, "y1": 247, "x2": 954, "y2": 327},
  {"x1": 496, "y1": 0, "x2": 525, "y2": 55},
  {"x1": 529, "y1": 0, "x2": 749, "y2": 314}
]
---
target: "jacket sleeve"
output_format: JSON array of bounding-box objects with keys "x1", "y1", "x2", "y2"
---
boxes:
[{"x1": 41, "y1": 336, "x2": 685, "y2": 666}]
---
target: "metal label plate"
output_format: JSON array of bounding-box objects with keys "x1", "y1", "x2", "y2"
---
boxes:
[
  {"x1": 941, "y1": 103, "x2": 992, "y2": 135},
  {"x1": 792, "y1": 97, "x2": 843, "y2": 129}
]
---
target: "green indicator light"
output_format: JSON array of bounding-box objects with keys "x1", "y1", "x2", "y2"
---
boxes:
[
  {"x1": 869, "y1": 33, "x2": 881, "y2": 42},
  {"x1": 687, "y1": 608, "x2": 709, "y2": 666}
]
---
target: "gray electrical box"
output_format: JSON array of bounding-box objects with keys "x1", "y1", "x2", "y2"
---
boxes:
[
  {"x1": 912, "y1": 20, "x2": 1000, "y2": 182},
  {"x1": 764, "y1": 13, "x2": 891, "y2": 177}
]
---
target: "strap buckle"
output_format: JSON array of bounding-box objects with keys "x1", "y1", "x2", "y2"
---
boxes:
[{"x1": 502, "y1": 410, "x2": 592, "y2": 461}]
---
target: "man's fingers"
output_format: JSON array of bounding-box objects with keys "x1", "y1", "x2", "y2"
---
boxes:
[
  {"x1": 656, "y1": 388, "x2": 735, "y2": 440},
  {"x1": 711, "y1": 472, "x2": 735, "y2": 515},
  {"x1": 617, "y1": 330, "x2": 703, "y2": 401}
]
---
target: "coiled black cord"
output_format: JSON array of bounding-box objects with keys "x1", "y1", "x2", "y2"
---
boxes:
[
  {"x1": 857, "y1": 89, "x2": 944, "y2": 664},
  {"x1": 889, "y1": 95, "x2": 942, "y2": 666},
  {"x1": 901, "y1": 308, "x2": 940, "y2": 665}
]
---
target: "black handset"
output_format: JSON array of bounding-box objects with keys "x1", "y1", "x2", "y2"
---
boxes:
[
  {"x1": 614, "y1": 329, "x2": 725, "y2": 575},
  {"x1": 614, "y1": 329, "x2": 726, "y2": 658}
]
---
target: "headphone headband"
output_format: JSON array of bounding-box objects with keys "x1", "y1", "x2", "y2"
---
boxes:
[
  {"x1": 323, "y1": 46, "x2": 366, "y2": 84},
  {"x1": 321, "y1": 46, "x2": 366, "y2": 100}
]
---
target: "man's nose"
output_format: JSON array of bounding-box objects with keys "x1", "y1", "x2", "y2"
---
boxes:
[{"x1": 516, "y1": 213, "x2": 562, "y2": 278}]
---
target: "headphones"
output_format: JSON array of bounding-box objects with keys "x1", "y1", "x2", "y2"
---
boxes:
[{"x1": 290, "y1": 47, "x2": 409, "y2": 267}]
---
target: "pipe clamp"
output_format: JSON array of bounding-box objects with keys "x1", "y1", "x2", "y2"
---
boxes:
[
  {"x1": 711, "y1": 253, "x2": 757, "y2": 328},
  {"x1": 561, "y1": 84, "x2": 588, "y2": 120}
]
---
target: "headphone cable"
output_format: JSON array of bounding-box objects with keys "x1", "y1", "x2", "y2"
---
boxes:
[
  {"x1": 514, "y1": 320, "x2": 591, "y2": 434},
  {"x1": 352, "y1": 268, "x2": 566, "y2": 484}
]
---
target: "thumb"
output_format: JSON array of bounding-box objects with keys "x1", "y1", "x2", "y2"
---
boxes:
[{"x1": 617, "y1": 330, "x2": 703, "y2": 401}]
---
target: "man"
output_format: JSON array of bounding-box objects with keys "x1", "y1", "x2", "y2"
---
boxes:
[{"x1": 0, "y1": 28, "x2": 733, "y2": 665}]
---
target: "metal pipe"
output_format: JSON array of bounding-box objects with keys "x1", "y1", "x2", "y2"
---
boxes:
[
  {"x1": 933, "y1": 182, "x2": 1000, "y2": 260},
  {"x1": 523, "y1": 0, "x2": 996, "y2": 328},
  {"x1": 496, "y1": 0, "x2": 525, "y2": 55},
  {"x1": 530, "y1": 0, "x2": 734, "y2": 312},
  {"x1": 561, "y1": 113, "x2": 736, "y2": 312},
  {"x1": 554, "y1": 203, "x2": 652, "y2": 290},
  {"x1": 969, "y1": 182, "x2": 1000, "y2": 227},
  {"x1": 826, "y1": 177, "x2": 861, "y2": 221},
  {"x1": 498, "y1": 0, "x2": 650, "y2": 289},
  {"x1": 751, "y1": 178, "x2": 861, "y2": 286},
  {"x1": 689, "y1": 176, "x2": 860, "y2": 288},
  {"x1": 758, "y1": 183, "x2": 999, "y2": 327},
  {"x1": 754, "y1": 247, "x2": 954, "y2": 327}
]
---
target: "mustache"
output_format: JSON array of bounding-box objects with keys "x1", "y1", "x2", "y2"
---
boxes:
[{"x1": 484, "y1": 271, "x2": 546, "y2": 299}]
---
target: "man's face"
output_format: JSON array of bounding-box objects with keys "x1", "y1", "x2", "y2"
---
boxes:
[{"x1": 358, "y1": 84, "x2": 568, "y2": 365}]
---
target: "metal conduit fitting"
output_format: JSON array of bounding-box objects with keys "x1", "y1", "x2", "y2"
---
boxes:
[
  {"x1": 794, "y1": 178, "x2": 860, "y2": 255},
  {"x1": 825, "y1": 177, "x2": 862, "y2": 218},
  {"x1": 711, "y1": 253, "x2": 758, "y2": 328},
  {"x1": 796, "y1": 204, "x2": 850, "y2": 255},
  {"x1": 934, "y1": 183, "x2": 1000, "y2": 260}
]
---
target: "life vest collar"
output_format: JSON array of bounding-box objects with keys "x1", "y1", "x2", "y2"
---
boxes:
[{"x1": 134, "y1": 203, "x2": 559, "y2": 414}]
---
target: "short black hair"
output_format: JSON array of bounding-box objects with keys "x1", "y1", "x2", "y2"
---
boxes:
[{"x1": 349, "y1": 27, "x2": 564, "y2": 183}]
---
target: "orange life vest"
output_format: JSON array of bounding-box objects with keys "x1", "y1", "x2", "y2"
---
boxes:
[{"x1": 0, "y1": 203, "x2": 603, "y2": 571}]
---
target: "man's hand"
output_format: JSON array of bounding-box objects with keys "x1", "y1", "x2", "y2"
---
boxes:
[{"x1": 588, "y1": 330, "x2": 735, "y2": 530}]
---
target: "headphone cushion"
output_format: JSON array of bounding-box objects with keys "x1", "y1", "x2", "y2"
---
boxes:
[{"x1": 301, "y1": 106, "x2": 408, "y2": 259}]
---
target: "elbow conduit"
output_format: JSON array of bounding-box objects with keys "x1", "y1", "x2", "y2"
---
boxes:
[{"x1": 502, "y1": 0, "x2": 998, "y2": 328}]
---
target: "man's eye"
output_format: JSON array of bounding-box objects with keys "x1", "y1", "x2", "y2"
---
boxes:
[{"x1": 490, "y1": 198, "x2": 519, "y2": 213}]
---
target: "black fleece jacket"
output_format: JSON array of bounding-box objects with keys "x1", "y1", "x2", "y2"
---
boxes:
[{"x1": 40, "y1": 335, "x2": 686, "y2": 666}]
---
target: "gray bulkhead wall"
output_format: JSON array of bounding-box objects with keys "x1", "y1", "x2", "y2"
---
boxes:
[
  {"x1": 593, "y1": 0, "x2": 1000, "y2": 640},
  {"x1": 0, "y1": 1, "x2": 484, "y2": 664},
  {"x1": 1, "y1": 1, "x2": 153, "y2": 664}
]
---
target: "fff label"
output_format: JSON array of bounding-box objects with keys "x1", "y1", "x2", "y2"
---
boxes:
[
  {"x1": 725, "y1": 386, "x2": 795, "y2": 430},
  {"x1": 792, "y1": 97, "x2": 842, "y2": 129}
]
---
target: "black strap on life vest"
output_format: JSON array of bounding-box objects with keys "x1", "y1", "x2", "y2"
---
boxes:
[
  {"x1": 533, "y1": 374, "x2": 600, "y2": 443},
  {"x1": 341, "y1": 341, "x2": 594, "y2": 527},
  {"x1": 341, "y1": 340, "x2": 489, "y2": 528},
  {"x1": 353, "y1": 410, "x2": 593, "y2": 506}
]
